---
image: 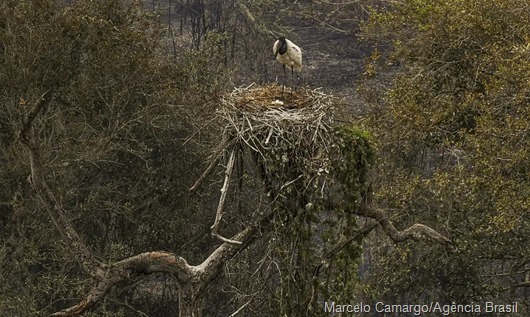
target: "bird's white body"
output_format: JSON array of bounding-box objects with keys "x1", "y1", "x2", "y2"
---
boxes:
[{"x1": 273, "y1": 38, "x2": 302, "y2": 71}]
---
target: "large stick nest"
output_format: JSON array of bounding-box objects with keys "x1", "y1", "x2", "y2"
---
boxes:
[{"x1": 217, "y1": 83, "x2": 338, "y2": 192}]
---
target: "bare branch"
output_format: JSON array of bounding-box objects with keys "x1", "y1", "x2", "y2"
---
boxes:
[
  {"x1": 19, "y1": 91, "x2": 105, "y2": 278},
  {"x1": 212, "y1": 233, "x2": 243, "y2": 245},
  {"x1": 211, "y1": 148, "x2": 239, "y2": 243},
  {"x1": 51, "y1": 251, "x2": 195, "y2": 316},
  {"x1": 51, "y1": 208, "x2": 277, "y2": 316},
  {"x1": 375, "y1": 210, "x2": 452, "y2": 245},
  {"x1": 228, "y1": 299, "x2": 252, "y2": 317},
  {"x1": 357, "y1": 204, "x2": 452, "y2": 245},
  {"x1": 189, "y1": 152, "x2": 222, "y2": 192},
  {"x1": 394, "y1": 222, "x2": 453, "y2": 244},
  {"x1": 199, "y1": 208, "x2": 277, "y2": 283}
]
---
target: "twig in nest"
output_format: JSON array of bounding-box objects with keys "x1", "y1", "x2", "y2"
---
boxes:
[{"x1": 264, "y1": 127, "x2": 274, "y2": 145}]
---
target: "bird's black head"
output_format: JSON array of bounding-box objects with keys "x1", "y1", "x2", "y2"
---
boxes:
[{"x1": 274, "y1": 37, "x2": 288, "y2": 58}]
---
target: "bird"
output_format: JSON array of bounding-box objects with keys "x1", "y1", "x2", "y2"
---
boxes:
[{"x1": 273, "y1": 37, "x2": 302, "y2": 96}]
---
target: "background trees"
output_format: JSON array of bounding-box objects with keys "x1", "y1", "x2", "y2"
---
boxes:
[
  {"x1": 1, "y1": 0, "x2": 228, "y2": 315},
  {"x1": 359, "y1": 0, "x2": 529, "y2": 309}
]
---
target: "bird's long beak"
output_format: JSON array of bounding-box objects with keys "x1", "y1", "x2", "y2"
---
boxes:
[{"x1": 274, "y1": 51, "x2": 279, "y2": 60}]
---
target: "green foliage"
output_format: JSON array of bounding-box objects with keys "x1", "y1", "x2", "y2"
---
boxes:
[
  {"x1": 312, "y1": 125, "x2": 374, "y2": 305},
  {"x1": 271, "y1": 124, "x2": 374, "y2": 315},
  {"x1": 359, "y1": 0, "x2": 530, "y2": 310},
  {"x1": 333, "y1": 125, "x2": 375, "y2": 204}
]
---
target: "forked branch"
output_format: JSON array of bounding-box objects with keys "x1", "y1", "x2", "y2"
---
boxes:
[
  {"x1": 51, "y1": 251, "x2": 196, "y2": 316},
  {"x1": 356, "y1": 201, "x2": 452, "y2": 245},
  {"x1": 51, "y1": 208, "x2": 277, "y2": 316},
  {"x1": 19, "y1": 91, "x2": 105, "y2": 279}
]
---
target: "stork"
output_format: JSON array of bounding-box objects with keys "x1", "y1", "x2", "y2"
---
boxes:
[{"x1": 273, "y1": 37, "x2": 302, "y2": 96}]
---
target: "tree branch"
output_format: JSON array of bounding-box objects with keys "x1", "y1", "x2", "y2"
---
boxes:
[
  {"x1": 51, "y1": 208, "x2": 277, "y2": 316},
  {"x1": 356, "y1": 202, "x2": 452, "y2": 245},
  {"x1": 51, "y1": 251, "x2": 195, "y2": 316},
  {"x1": 374, "y1": 208, "x2": 452, "y2": 245},
  {"x1": 199, "y1": 207, "x2": 276, "y2": 283},
  {"x1": 19, "y1": 91, "x2": 105, "y2": 279},
  {"x1": 211, "y1": 148, "x2": 241, "y2": 244},
  {"x1": 189, "y1": 153, "x2": 222, "y2": 192},
  {"x1": 189, "y1": 139, "x2": 236, "y2": 193}
]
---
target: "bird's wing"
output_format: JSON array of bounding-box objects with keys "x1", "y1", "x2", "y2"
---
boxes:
[{"x1": 291, "y1": 45, "x2": 302, "y2": 70}]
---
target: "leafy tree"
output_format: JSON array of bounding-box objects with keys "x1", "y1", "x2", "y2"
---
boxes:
[{"x1": 359, "y1": 0, "x2": 529, "y2": 310}]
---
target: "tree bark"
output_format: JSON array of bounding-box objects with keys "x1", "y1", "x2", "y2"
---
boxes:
[{"x1": 178, "y1": 284, "x2": 204, "y2": 317}]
